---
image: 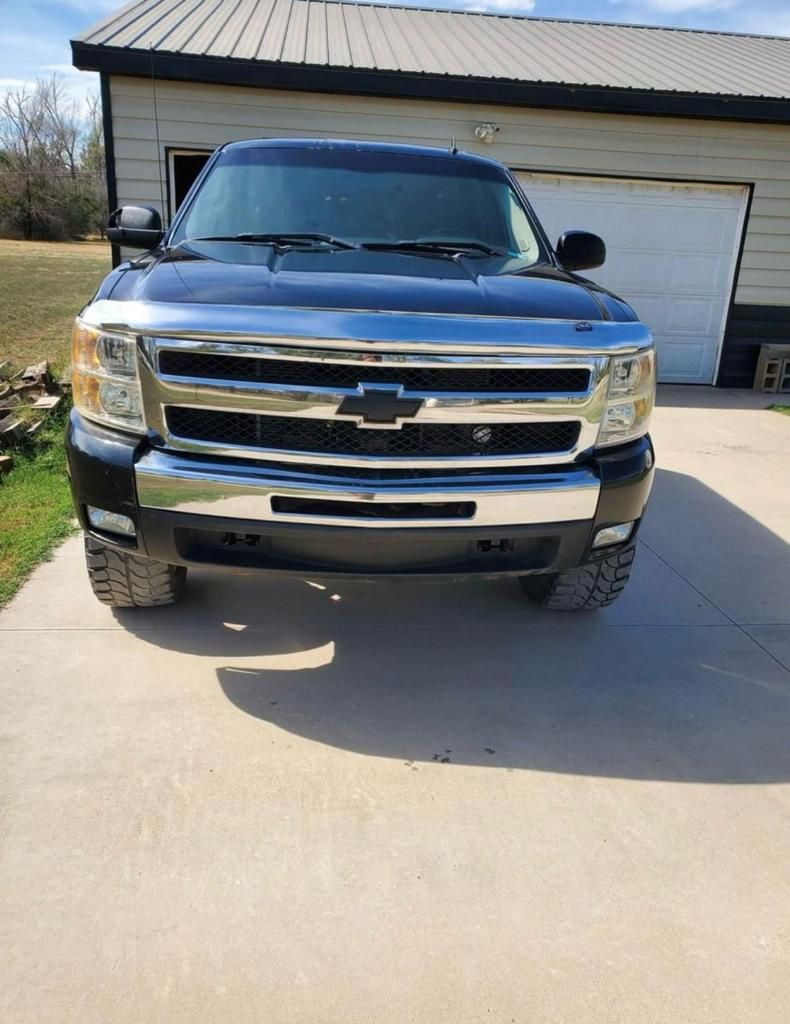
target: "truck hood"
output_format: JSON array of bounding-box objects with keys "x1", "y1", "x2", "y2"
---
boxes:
[{"x1": 107, "y1": 248, "x2": 636, "y2": 323}]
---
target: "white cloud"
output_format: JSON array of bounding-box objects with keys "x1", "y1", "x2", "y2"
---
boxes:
[
  {"x1": 454, "y1": 0, "x2": 536, "y2": 12},
  {"x1": 610, "y1": 0, "x2": 738, "y2": 12},
  {"x1": 739, "y1": 11, "x2": 790, "y2": 36},
  {"x1": 0, "y1": 78, "x2": 36, "y2": 90},
  {"x1": 41, "y1": 63, "x2": 87, "y2": 76},
  {"x1": 0, "y1": 47, "x2": 99, "y2": 114},
  {"x1": 607, "y1": 0, "x2": 790, "y2": 35},
  {"x1": 52, "y1": 0, "x2": 124, "y2": 11}
]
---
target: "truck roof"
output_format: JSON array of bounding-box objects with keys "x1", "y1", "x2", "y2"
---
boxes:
[{"x1": 218, "y1": 137, "x2": 504, "y2": 169}]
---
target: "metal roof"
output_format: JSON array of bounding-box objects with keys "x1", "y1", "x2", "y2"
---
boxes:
[{"x1": 74, "y1": 0, "x2": 790, "y2": 99}]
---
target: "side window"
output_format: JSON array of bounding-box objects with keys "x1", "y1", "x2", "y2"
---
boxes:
[{"x1": 507, "y1": 190, "x2": 540, "y2": 260}]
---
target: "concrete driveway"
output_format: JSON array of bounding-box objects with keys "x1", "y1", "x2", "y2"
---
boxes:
[{"x1": 2, "y1": 387, "x2": 789, "y2": 1024}]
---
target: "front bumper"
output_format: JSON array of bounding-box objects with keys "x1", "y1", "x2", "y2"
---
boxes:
[{"x1": 66, "y1": 410, "x2": 654, "y2": 579}]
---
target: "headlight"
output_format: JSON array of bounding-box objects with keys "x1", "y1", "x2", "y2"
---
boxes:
[
  {"x1": 71, "y1": 319, "x2": 145, "y2": 433},
  {"x1": 598, "y1": 349, "x2": 656, "y2": 447}
]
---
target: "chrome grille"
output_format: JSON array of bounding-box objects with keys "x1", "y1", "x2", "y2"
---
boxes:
[
  {"x1": 139, "y1": 335, "x2": 609, "y2": 469},
  {"x1": 166, "y1": 408, "x2": 581, "y2": 458}
]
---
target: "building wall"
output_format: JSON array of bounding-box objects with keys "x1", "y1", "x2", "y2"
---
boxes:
[{"x1": 108, "y1": 75, "x2": 790, "y2": 384}]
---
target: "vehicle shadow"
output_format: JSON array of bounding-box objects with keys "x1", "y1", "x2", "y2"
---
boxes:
[{"x1": 116, "y1": 468, "x2": 790, "y2": 784}]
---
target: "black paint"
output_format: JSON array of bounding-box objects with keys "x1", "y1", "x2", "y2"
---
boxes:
[
  {"x1": 99, "y1": 73, "x2": 120, "y2": 269},
  {"x1": 337, "y1": 386, "x2": 425, "y2": 425},
  {"x1": 108, "y1": 249, "x2": 636, "y2": 322}
]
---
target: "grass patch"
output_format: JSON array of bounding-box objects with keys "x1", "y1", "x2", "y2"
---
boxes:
[
  {"x1": 0, "y1": 238, "x2": 111, "y2": 373},
  {"x1": 768, "y1": 404, "x2": 790, "y2": 416},
  {"x1": 0, "y1": 238, "x2": 111, "y2": 606},
  {"x1": 0, "y1": 404, "x2": 75, "y2": 606}
]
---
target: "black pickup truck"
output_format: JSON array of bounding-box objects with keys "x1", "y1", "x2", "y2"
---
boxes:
[{"x1": 67, "y1": 139, "x2": 655, "y2": 610}]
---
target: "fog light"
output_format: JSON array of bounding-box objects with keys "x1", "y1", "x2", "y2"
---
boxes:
[
  {"x1": 592, "y1": 522, "x2": 634, "y2": 549},
  {"x1": 87, "y1": 506, "x2": 136, "y2": 537}
]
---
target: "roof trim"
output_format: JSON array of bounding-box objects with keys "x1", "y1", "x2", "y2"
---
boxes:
[{"x1": 72, "y1": 42, "x2": 790, "y2": 125}]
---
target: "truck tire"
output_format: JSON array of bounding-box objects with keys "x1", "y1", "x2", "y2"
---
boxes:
[
  {"x1": 84, "y1": 536, "x2": 186, "y2": 608},
  {"x1": 519, "y1": 543, "x2": 636, "y2": 611}
]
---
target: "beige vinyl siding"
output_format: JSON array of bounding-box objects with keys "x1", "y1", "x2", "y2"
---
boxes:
[{"x1": 109, "y1": 75, "x2": 790, "y2": 306}]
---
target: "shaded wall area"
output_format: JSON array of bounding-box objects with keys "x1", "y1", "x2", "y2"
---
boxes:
[{"x1": 720, "y1": 303, "x2": 790, "y2": 388}]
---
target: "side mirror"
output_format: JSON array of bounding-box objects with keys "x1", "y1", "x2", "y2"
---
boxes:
[
  {"x1": 106, "y1": 205, "x2": 164, "y2": 249},
  {"x1": 556, "y1": 230, "x2": 606, "y2": 272}
]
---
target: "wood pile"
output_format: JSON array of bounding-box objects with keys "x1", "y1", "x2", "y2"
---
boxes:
[{"x1": 0, "y1": 360, "x2": 67, "y2": 471}]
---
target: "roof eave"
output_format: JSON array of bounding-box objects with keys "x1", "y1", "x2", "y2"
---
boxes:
[{"x1": 71, "y1": 40, "x2": 790, "y2": 125}]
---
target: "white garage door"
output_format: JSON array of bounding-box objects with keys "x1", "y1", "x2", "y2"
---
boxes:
[{"x1": 517, "y1": 173, "x2": 748, "y2": 384}]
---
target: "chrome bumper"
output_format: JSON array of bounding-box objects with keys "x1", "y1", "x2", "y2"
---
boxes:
[{"x1": 134, "y1": 449, "x2": 601, "y2": 529}]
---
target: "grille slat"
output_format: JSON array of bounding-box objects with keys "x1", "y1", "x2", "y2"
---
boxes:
[
  {"x1": 159, "y1": 350, "x2": 590, "y2": 394},
  {"x1": 166, "y1": 408, "x2": 580, "y2": 458}
]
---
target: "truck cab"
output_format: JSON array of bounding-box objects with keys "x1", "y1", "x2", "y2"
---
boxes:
[{"x1": 67, "y1": 139, "x2": 655, "y2": 610}]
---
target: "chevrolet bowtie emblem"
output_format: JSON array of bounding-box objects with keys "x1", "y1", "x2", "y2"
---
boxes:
[{"x1": 336, "y1": 384, "x2": 424, "y2": 428}]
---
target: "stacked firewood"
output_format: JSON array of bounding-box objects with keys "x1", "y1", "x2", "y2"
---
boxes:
[{"x1": 0, "y1": 361, "x2": 65, "y2": 474}]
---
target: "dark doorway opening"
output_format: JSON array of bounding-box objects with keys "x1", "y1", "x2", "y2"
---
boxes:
[{"x1": 168, "y1": 149, "x2": 212, "y2": 218}]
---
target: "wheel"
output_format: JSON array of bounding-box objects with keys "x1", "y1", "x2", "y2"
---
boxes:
[
  {"x1": 519, "y1": 543, "x2": 636, "y2": 611},
  {"x1": 83, "y1": 536, "x2": 186, "y2": 608}
]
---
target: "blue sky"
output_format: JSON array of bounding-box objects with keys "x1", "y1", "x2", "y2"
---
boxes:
[{"x1": 2, "y1": 0, "x2": 790, "y2": 109}]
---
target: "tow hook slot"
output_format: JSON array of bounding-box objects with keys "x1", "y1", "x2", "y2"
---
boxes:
[
  {"x1": 476, "y1": 538, "x2": 515, "y2": 553},
  {"x1": 221, "y1": 532, "x2": 261, "y2": 547}
]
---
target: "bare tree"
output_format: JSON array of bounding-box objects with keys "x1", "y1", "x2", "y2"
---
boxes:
[
  {"x1": 0, "y1": 74, "x2": 107, "y2": 240},
  {"x1": 0, "y1": 83, "x2": 48, "y2": 238},
  {"x1": 39, "y1": 76, "x2": 82, "y2": 178},
  {"x1": 81, "y1": 92, "x2": 108, "y2": 235}
]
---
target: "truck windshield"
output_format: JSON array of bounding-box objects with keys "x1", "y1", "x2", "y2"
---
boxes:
[{"x1": 171, "y1": 146, "x2": 544, "y2": 263}]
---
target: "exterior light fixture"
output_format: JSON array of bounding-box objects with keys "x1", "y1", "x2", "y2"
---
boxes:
[
  {"x1": 474, "y1": 122, "x2": 500, "y2": 144},
  {"x1": 592, "y1": 522, "x2": 635, "y2": 549},
  {"x1": 86, "y1": 506, "x2": 136, "y2": 538}
]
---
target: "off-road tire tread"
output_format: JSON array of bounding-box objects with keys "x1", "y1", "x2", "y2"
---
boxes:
[
  {"x1": 84, "y1": 537, "x2": 186, "y2": 607},
  {"x1": 520, "y1": 543, "x2": 636, "y2": 611}
]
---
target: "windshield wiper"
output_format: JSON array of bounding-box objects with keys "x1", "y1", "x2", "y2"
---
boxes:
[
  {"x1": 178, "y1": 232, "x2": 359, "y2": 250},
  {"x1": 361, "y1": 239, "x2": 506, "y2": 257}
]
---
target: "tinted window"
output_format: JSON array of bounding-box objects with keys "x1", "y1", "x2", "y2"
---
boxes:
[{"x1": 172, "y1": 146, "x2": 543, "y2": 262}]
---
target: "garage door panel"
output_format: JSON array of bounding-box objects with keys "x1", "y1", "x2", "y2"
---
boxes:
[
  {"x1": 604, "y1": 252, "x2": 731, "y2": 298},
  {"x1": 519, "y1": 173, "x2": 748, "y2": 384},
  {"x1": 660, "y1": 341, "x2": 708, "y2": 381},
  {"x1": 673, "y1": 209, "x2": 741, "y2": 250},
  {"x1": 614, "y1": 207, "x2": 677, "y2": 243},
  {"x1": 602, "y1": 251, "x2": 669, "y2": 293},
  {"x1": 626, "y1": 296, "x2": 664, "y2": 328},
  {"x1": 623, "y1": 295, "x2": 716, "y2": 336},
  {"x1": 667, "y1": 299, "x2": 718, "y2": 335},
  {"x1": 668, "y1": 254, "x2": 733, "y2": 295}
]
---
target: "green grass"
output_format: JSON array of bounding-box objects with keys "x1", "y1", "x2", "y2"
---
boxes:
[
  {"x1": 0, "y1": 238, "x2": 111, "y2": 606},
  {"x1": 769, "y1": 404, "x2": 790, "y2": 416},
  {"x1": 0, "y1": 405, "x2": 75, "y2": 606},
  {"x1": 0, "y1": 238, "x2": 111, "y2": 373}
]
